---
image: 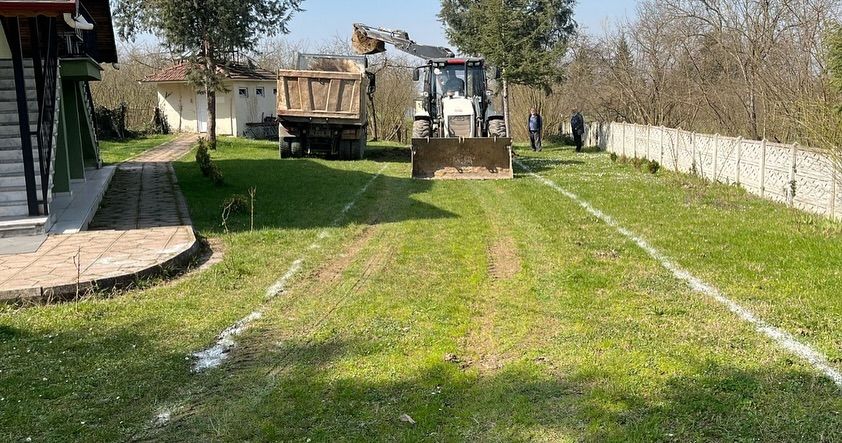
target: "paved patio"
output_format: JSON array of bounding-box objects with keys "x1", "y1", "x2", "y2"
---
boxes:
[{"x1": 0, "y1": 135, "x2": 202, "y2": 304}]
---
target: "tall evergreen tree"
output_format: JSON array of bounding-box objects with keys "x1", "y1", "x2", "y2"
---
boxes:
[
  {"x1": 439, "y1": 0, "x2": 576, "y2": 129},
  {"x1": 114, "y1": 0, "x2": 303, "y2": 147}
]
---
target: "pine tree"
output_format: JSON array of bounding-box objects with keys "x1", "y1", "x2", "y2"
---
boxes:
[
  {"x1": 439, "y1": 0, "x2": 576, "y2": 129},
  {"x1": 114, "y1": 0, "x2": 303, "y2": 147}
]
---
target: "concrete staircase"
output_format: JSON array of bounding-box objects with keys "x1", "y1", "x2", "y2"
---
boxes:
[{"x1": 0, "y1": 59, "x2": 51, "y2": 238}]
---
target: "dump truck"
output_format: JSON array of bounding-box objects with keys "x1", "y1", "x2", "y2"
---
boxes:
[
  {"x1": 353, "y1": 23, "x2": 512, "y2": 179},
  {"x1": 277, "y1": 53, "x2": 374, "y2": 160}
]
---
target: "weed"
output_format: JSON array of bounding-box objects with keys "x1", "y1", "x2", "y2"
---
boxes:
[
  {"x1": 631, "y1": 157, "x2": 645, "y2": 169},
  {"x1": 222, "y1": 194, "x2": 249, "y2": 215},
  {"x1": 609, "y1": 152, "x2": 618, "y2": 162},
  {"x1": 647, "y1": 160, "x2": 660, "y2": 174},
  {"x1": 618, "y1": 154, "x2": 629, "y2": 164}
]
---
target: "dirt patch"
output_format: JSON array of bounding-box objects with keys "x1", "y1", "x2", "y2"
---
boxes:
[
  {"x1": 313, "y1": 220, "x2": 380, "y2": 286},
  {"x1": 487, "y1": 236, "x2": 521, "y2": 281}
]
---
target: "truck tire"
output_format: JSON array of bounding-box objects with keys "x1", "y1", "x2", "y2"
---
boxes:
[
  {"x1": 339, "y1": 140, "x2": 352, "y2": 160},
  {"x1": 290, "y1": 141, "x2": 303, "y2": 157},
  {"x1": 413, "y1": 119, "x2": 432, "y2": 138},
  {"x1": 488, "y1": 118, "x2": 507, "y2": 138},
  {"x1": 351, "y1": 138, "x2": 365, "y2": 160}
]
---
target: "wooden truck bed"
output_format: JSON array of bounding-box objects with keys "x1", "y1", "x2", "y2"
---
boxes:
[{"x1": 276, "y1": 69, "x2": 366, "y2": 123}]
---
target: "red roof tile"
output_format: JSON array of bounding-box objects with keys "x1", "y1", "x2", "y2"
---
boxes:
[
  {"x1": 143, "y1": 62, "x2": 275, "y2": 83},
  {"x1": 0, "y1": 1, "x2": 77, "y2": 14}
]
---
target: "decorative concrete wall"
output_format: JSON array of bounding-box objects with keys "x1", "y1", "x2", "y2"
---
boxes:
[{"x1": 568, "y1": 121, "x2": 841, "y2": 220}]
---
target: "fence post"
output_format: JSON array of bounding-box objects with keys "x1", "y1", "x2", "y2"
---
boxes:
[
  {"x1": 714, "y1": 133, "x2": 720, "y2": 181},
  {"x1": 659, "y1": 126, "x2": 664, "y2": 165},
  {"x1": 788, "y1": 143, "x2": 797, "y2": 207},
  {"x1": 830, "y1": 160, "x2": 839, "y2": 220},
  {"x1": 736, "y1": 137, "x2": 742, "y2": 185},
  {"x1": 760, "y1": 139, "x2": 767, "y2": 197},
  {"x1": 622, "y1": 123, "x2": 626, "y2": 157},
  {"x1": 646, "y1": 125, "x2": 652, "y2": 159},
  {"x1": 691, "y1": 131, "x2": 697, "y2": 174}
]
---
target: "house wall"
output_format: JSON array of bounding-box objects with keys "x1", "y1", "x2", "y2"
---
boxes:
[
  {"x1": 156, "y1": 82, "x2": 235, "y2": 136},
  {"x1": 231, "y1": 80, "x2": 277, "y2": 136}
]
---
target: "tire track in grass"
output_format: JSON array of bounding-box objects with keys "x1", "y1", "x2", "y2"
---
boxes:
[
  {"x1": 191, "y1": 163, "x2": 388, "y2": 373},
  {"x1": 515, "y1": 158, "x2": 842, "y2": 389},
  {"x1": 136, "y1": 164, "x2": 391, "y2": 434}
]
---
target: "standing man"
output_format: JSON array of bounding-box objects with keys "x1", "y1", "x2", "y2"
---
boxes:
[
  {"x1": 571, "y1": 109, "x2": 585, "y2": 152},
  {"x1": 528, "y1": 107, "x2": 543, "y2": 152}
]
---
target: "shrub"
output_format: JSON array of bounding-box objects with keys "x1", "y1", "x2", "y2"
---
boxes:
[
  {"x1": 221, "y1": 194, "x2": 248, "y2": 215},
  {"x1": 609, "y1": 152, "x2": 618, "y2": 162},
  {"x1": 209, "y1": 163, "x2": 224, "y2": 186},
  {"x1": 647, "y1": 160, "x2": 660, "y2": 174},
  {"x1": 195, "y1": 139, "x2": 213, "y2": 176}
]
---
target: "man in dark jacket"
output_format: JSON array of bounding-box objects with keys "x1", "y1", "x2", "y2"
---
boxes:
[
  {"x1": 571, "y1": 109, "x2": 585, "y2": 152},
  {"x1": 528, "y1": 107, "x2": 542, "y2": 152}
]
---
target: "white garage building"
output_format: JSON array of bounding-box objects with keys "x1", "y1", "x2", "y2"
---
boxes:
[{"x1": 144, "y1": 62, "x2": 277, "y2": 136}]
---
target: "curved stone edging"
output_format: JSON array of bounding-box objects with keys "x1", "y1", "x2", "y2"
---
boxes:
[{"x1": 0, "y1": 228, "x2": 202, "y2": 306}]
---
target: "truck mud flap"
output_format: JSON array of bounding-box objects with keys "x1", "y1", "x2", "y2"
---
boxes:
[{"x1": 411, "y1": 137, "x2": 513, "y2": 180}]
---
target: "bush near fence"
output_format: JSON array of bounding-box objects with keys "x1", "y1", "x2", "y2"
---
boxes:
[{"x1": 561, "y1": 121, "x2": 842, "y2": 221}]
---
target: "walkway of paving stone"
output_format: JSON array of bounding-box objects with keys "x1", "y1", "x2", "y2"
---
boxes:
[{"x1": 0, "y1": 134, "x2": 201, "y2": 303}]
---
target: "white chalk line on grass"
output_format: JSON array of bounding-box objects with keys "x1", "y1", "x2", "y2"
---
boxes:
[
  {"x1": 190, "y1": 164, "x2": 388, "y2": 373},
  {"x1": 515, "y1": 158, "x2": 842, "y2": 389}
]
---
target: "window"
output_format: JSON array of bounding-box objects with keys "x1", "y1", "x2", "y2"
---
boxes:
[
  {"x1": 256, "y1": 87, "x2": 265, "y2": 97},
  {"x1": 238, "y1": 87, "x2": 248, "y2": 97},
  {"x1": 273, "y1": 88, "x2": 278, "y2": 95}
]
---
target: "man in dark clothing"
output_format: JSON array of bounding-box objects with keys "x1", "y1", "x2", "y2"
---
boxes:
[
  {"x1": 571, "y1": 109, "x2": 585, "y2": 152},
  {"x1": 528, "y1": 108, "x2": 542, "y2": 152}
]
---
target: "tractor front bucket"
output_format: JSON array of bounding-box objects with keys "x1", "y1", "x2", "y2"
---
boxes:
[{"x1": 411, "y1": 137, "x2": 513, "y2": 180}]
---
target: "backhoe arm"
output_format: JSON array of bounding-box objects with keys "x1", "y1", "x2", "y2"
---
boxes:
[{"x1": 352, "y1": 23, "x2": 455, "y2": 60}]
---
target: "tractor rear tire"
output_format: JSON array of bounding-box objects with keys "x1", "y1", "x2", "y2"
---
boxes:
[
  {"x1": 489, "y1": 118, "x2": 507, "y2": 138},
  {"x1": 412, "y1": 119, "x2": 432, "y2": 138}
]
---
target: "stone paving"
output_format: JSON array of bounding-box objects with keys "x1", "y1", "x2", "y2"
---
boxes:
[{"x1": 0, "y1": 134, "x2": 202, "y2": 303}]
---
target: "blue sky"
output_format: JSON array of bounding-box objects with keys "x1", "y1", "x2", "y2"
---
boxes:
[{"x1": 283, "y1": 0, "x2": 638, "y2": 50}]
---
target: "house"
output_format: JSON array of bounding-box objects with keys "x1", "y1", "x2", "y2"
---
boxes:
[
  {"x1": 0, "y1": 0, "x2": 117, "y2": 237},
  {"x1": 143, "y1": 61, "x2": 277, "y2": 137}
]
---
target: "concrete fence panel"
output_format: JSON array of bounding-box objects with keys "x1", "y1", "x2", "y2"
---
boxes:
[{"x1": 587, "y1": 122, "x2": 840, "y2": 220}]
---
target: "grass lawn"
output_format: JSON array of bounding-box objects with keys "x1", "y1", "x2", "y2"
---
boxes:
[
  {"x1": 0, "y1": 138, "x2": 839, "y2": 441},
  {"x1": 98, "y1": 134, "x2": 176, "y2": 164}
]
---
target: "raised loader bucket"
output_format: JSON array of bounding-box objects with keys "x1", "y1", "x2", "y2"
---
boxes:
[{"x1": 411, "y1": 137, "x2": 513, "y2": 180}]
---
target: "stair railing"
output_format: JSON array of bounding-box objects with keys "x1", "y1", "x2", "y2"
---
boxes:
[{"x1": 30, "y1": 16, "x2": 59, "y2": 215}]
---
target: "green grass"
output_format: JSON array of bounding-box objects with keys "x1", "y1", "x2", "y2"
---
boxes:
[
  {"x1": 0, "y1": 139, "x2": 839, "y2": 441},
  {"x1": 98, "y1": 134, "x2": 176, "y2": 164}
]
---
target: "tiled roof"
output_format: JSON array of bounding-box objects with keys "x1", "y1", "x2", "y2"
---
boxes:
[
  {"x1": 0, "y1": 1, "x2": 77, "y2": 14},
  {"x1": 142, "y1": 62, "x2": 275, "y2": 83}
]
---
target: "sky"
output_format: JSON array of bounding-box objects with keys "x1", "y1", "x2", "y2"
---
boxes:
[{"x1": 280, "y1": 0, "x2": 638, "y2": 51}]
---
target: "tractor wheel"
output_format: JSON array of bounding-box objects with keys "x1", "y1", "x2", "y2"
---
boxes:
[
  {"x1": 488, "y1": 118, "x2": 507, "y2": 138},
  {"x1": 290, "y1": 141, "x2": 303, "y2": 157},
  {"x1": 412, "y1": 119, "x2": 432, "y2": 138}
]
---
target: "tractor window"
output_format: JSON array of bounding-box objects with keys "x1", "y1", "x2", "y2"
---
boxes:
[
  {"x1": 433, "y1": 65, "x2": 467, "y2": 96},
  {"x1": 466, "y1": 65, "x2": 485, "y2": 98}
]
